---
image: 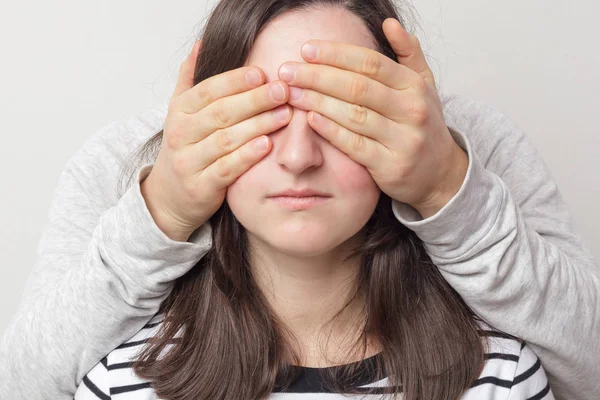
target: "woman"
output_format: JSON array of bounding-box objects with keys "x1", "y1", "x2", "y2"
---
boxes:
[
  {"x1": 1, "y1": 0, "x2": 597, "y2": 399},
  {"x1": 73, "y1": 0, "x2": 553, "y2": 398}
]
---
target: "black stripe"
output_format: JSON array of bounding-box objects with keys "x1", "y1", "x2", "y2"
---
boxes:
[
  {"x1": 527, "y1": 382, "x2": 551, "y2": 400},
  {"x1": 514, "y1": 357, "x2": 542, "y2": 385},
  {"x1": 110, "y1": 382, "x2": 153, "y2": 395},
  {"x1": 106, "y1": 361, "x2": 133, "y2": 371},
  {"x1": 485, "y1": 352, "x2": 519, "y2": 362},
  {"x1": 142, "y1": 321, "x2": 161, "y2": 329},
  {"x1": 82, "y1": 376, "x2": 110, "y2": 400},
  {"x1": 100, "y1": 357, "x2": 108, "y2": 370},
  {"x1": 470, "y1": 375, "x2": 513, "y2": 389},
  {"x1": 115, "y1": 338, "x2": 150, "y2": 349},
  {"x1": 521, "y1": 341, "x2": 526, "y2": 350}
]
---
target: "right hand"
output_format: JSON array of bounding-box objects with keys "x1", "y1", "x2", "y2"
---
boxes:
[{"x1": 141, "y1": 39, "x2": 292, "y2": 241}]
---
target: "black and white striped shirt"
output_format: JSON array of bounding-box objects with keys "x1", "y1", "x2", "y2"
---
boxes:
[{"x1": 75, "y1": 314, "x2": 554, "y2": 399}]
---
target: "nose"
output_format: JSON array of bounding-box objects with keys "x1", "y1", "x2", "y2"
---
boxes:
[{"x1": 273, "y1": 108, "x2": 324, "y2": 174}]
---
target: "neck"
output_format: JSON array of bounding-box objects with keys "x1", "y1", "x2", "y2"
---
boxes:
[{"x1": 247, "y1": 230, "x2": 378, "y2": 366}]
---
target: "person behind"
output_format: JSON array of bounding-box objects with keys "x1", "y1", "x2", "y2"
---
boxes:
[
  {"x1": 73, "y1": 0, "x2": 554, "y2": 398},
  {"x1": 1, "y1": 0, "x2": 598, "y2": 399}
]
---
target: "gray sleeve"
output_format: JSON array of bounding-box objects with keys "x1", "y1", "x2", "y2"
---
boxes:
[
  {"x1": 0, "y1": 111, "x2": 212, "y2": 399},
  {"x1": 392, "y1": 94, "x2": 600, "y2": 400}
]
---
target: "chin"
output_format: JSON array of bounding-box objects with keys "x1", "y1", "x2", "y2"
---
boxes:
[
  {"x1": 265, "y1": 238, "x2": 339, "y2": 258},
  {"x1": 251, "y1": 224, "x2": 347, "y2": 257}
]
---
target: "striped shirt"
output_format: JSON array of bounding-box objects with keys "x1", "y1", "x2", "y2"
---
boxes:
[{"x1": 75, "y1": 314, "x2": 554, "y2": 400}]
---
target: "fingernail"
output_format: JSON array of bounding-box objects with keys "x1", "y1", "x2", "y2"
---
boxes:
[
  {"x1": 252, "y1": 136, "x2": 269, "y2": 151},
  {"x1": 246, "y1": 69, "x2": 262, "y2": 87},
  {"x1": 274, "y1": 106, "x2": 290, "y2": 121},
  {"x1": 302, "y1": 43, "x2": 318, "y2": 60},
  {"x1": 279, "y1": 64, "x2": 297, "y2": 82},
  {"x1": 270, "y1": 82, "x2": 286, "y2": 101}
]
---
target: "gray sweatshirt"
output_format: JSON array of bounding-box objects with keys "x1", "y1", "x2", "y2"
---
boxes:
[{"x1": 0, "y1": 93, "x2": 598, "y2": 400}]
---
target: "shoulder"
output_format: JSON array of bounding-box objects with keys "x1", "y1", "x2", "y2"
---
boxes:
[{"x1": 462, "y1": 320, "x2": 554, "y2": 399}]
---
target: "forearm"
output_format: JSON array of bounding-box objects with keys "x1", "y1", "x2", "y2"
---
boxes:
[
  {"x1": 0, "y1": 165, "x2": 212, "y2": 399},
  {"x1": 392, "y1": 125, "x2": 600, "y2": 400}
]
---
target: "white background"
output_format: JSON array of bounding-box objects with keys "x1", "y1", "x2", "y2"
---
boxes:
[{"x1": 0, "y1": 0, "x2": 598, "y2": 333}]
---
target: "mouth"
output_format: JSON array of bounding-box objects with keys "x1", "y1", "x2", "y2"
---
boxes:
[{"x1": 269, "y1": 195, "x2": 330, "y2": 210}]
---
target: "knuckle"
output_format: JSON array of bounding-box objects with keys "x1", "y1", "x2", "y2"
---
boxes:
[
  {"x1": 349, "y1": 104, "x2": 368, "y2": 125},
  {"x1": 196, "y1": 85, "x2": 214, "y2": 106},
  {"x1": 412, "y1": 76, "x2": 429, "y2": 94},
  {"x1": 165, "y1": 120, "x2": 186, "y2": 149},
  {"x1": 350, "y1": 132, "x2": 367, "y2": 153},
  {"x1": 349, "y1": 77, "x2": 369, "y2": 104},
  {"x1": 360, "y1": 52, "x2": 382, "y2": 77},
  {"x1": 215, "y1": 156, "x2": 233, "y2": 180},
  {"x1": 391, "y1": 162, "x2": 412, "y2": 183},
  {"x1": 215, "y1": 128, "x2": 233, "y2": 152},
  {"x1": 407, "y1": 100, "x2": 429, "y2": 124},
  {"x1": 211, "y1": 103, "x2": 232, "y2": 128}
]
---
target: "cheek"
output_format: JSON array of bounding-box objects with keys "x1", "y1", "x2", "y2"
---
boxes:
[
  {"x1": 226, "y1": 163, "x2": 265, "y2": 208},
  {"x1": 331, "y1": 158, "x2": 379, "y2": 195}
]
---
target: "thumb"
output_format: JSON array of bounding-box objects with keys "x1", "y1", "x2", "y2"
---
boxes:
[
  {"x1": 382, "y1": 19, "x2": 436, "y2": 89},
  {"x1": 172, "y1": 39, "x2": 203, "y2": 99}
]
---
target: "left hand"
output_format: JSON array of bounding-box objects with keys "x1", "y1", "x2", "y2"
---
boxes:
[{"x1": 278, "y1": 18, "x2": 468, "y2": 218}]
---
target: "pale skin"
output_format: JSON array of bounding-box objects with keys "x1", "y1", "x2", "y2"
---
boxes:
[{"x1": 225, "y1": 5, "x2": 468, "y2": 367}]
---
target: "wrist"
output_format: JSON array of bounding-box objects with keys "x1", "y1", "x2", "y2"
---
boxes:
[
  {"x1": 141, "y1": 175, "x2": 194, "y2": 242},
  {"x1": 412, "y1": 144, "x2": 469, "y2": 219}
]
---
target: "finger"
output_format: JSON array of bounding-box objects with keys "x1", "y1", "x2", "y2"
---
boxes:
[
  {"x1": 175, "y1": 66, "x2": 267, "y2": 115},
  {"x1": 172, "y1": 39, "x2": 203, "y2": 99},
  {"x1": 201, "y1": 135, "x2": 272, "y2": 191},
  {"x1": 188, "y1": 104, "x2": 291, "y2": 171},
  {"x1": 186, "y1": 80, "x2": 289, "y2": 143},
  {"x1": 306, "y1": 110, "x2": 384, "y2": 171},
  {"x1": 382, "y1": 18, "x2": 436, "y2": 89},
  {"x1": 288, "y1": 87, "x2": 396, "y2": 148},
  {"x1": 300, "y1": 40, "x2": 415, "y2": 91},
  {"x1": 280, "y1": 62, "x2": 403, "y2": 119}
]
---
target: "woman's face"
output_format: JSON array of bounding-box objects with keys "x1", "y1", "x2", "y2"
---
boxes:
[{"x1": 226, "y1": 6, "x2": 381, "y2": 257}]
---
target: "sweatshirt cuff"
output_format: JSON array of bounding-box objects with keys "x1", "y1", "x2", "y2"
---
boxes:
[
  {"x1": 100, "y1": 163, "x2": 213, "y2": 295},
  {"x1": 391, "y1": 126, "x2": 506, "y2": 260}
]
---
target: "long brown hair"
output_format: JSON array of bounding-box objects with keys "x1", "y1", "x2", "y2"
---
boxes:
[{"x1": 117, "y1": 0, "x2": 487, "y2": 399}]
